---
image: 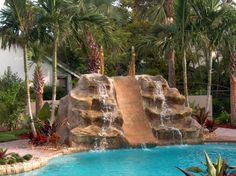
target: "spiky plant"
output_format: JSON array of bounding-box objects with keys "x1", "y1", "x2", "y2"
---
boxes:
[{"x1": 177, "y1": 152, "x2": 236, "y2": 176}]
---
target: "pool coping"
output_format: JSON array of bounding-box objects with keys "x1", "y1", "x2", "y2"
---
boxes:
[{"x1": 0, "y1": 147, "x2": 89, "y2": 175}]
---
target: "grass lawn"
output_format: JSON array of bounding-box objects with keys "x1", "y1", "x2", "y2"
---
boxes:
[{"x1": 0, "y1": 129, "x2": 28, "y2": 143}]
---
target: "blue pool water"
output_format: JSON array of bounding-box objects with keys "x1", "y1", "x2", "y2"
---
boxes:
[{"x1": 19, "y1": 143, "x2": 236, "y2": 176}]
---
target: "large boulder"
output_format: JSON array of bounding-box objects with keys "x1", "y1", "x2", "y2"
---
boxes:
[
  {"x1": 56, "y1": 74, "x2": 126, "y2": 149},
  {"x1": 136, "y1": 75, "x2": 204, "y2": 144}
]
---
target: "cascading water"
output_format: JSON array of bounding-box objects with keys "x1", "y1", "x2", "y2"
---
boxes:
[
  {"x1": 94, "y1": 81, "x2": 123, "y2": 150},
  {"x1": 154, "y1": 81, "x2": 183, "y2": 144}
]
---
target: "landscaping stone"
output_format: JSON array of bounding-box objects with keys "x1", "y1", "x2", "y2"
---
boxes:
[
  {"x1": 136, "y1": 75, "x2": 204, "y2": 144},
  {"x1": 56, "y1": 74, "x2": 204, "y2": 147}
]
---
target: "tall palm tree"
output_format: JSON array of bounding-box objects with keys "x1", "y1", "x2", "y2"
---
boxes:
[
  {"x1": 140, "y1": 0, "x2": 191, "y2": 106},
  {"x1": 164, "y1": 0, "x2": 176, "y2": 88},
  {"x1": 133, "y1": 0, "x2": 176, "y2": 87},
  {"x1": 37, "y1": 0, "x2": 71, "y2": 124},
  {"x1": 219, "y1": 2, "x2": 236, "y2": 122},
  {"x1": 0, "y1": 0, "x2": 37, "y2": 137},
  {"x1": 38, "y1": 0, "x2": 112, "y2": 123},
  {"x1": 190, "y1": 0, "x2": 236, "y2": 113},
  {"x1": 176, "y1": 0, "x2": 190, "y2": 107},
  {"x1": 230, "y1": 51, "x2": 236, "y2": 122}
]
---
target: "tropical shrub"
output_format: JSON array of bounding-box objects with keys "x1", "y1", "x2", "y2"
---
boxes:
[
  {"x1": 215, "y1": 111, "x2": 231, "y2": 124},
  {"x1": 192, "y1": 107, "x2": 210, "y2": 126},
  {"x1": 29, "y1": 104, "x2": 64, "y2": 146},
  {"x1": 0, "y1": 69, "x2": 26, "y2": 130},
  {"x1": 43, "y1": 86, "x2": 67, "y2": 100},
  {"x1": 0, "y1": 148, "x2": 32, "y2": 165},
  {"x1": 177, "y1": 152, "x2": 236, "y2": 176}
]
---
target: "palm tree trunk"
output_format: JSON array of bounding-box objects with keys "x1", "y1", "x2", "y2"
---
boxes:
[
  {"x1": 205, "y1": 51, "x2": 214, "y2": 113},
  {"x1": 33, "y1": 63, "x2": 45, "y2": 115},
  {"x1": 181, "y1": 0, "x2": 189, "y2": 107},
  {"x1": 183, "y1": 50, "x2": 189, "y2": 107},
  {"x1": 51, "y1": 34, "x2": 59, "y2": 124},
  {"x1": 23, "y1": 45, "x2": 37, "y2": 137},
  {"x1": 86, "y1": 32, "x2": 100, "y2": 73},
  {"x1": 164, "y1": 0, "x2": 176, "y2": 88},
  {"x1": 167, "y1": 49, "x2": 176, "y2": 88},
  {"x1": 164, "y1": 0, "x2": 174, "y2": 24},
  {"x1": 230, "y1": 51, "x2": 236, "y2": 123}
]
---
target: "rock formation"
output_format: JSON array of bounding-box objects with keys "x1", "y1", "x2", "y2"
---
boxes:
[
  {"x1": 56, "y1": 74, "x2": 126, "y2": 149},
  {"x1": 56, "y1": 74, "x2": 203, "y2": 149},
  {"x1": 136, "y1": 75, "x2": 203, "y2": 144}
]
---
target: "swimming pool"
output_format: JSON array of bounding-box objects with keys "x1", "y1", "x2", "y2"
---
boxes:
[{"x1": 18, "y1": 143, "x2": 236, "y2": 176}]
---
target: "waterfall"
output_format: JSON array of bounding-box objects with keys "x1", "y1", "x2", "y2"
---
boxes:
[
  {"x1": 154, "y1": 81, "x2": 183, "y2": 144},
  {"x1": 94, "y1": 81, "x2": 123, "y2": 150}
]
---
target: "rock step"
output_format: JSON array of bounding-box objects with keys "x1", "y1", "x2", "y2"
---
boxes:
[
  {"x1": 69, "y1": 125, "x2": 126, "y2": 149},
  {"x1": 72, "y1": 109, "x2": 123, "y2": 127},
  {"x1": 145, "y1": 107, "x2": 192, "y2": 125},
  {"x1": 153, "y1": 127, "x2": 202, "y2": 142},
  {"x1": 141, "y1": 92, "x2": 185, "y2": 106}
]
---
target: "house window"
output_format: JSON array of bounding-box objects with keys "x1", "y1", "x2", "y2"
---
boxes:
[{"x1": 57, "y1": 76, "x2": 67, "y2": 88}]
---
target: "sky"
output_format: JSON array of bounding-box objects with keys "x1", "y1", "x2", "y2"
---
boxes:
[{"x1": 0, "y1": 0, "x2": 3, "y2": 9}]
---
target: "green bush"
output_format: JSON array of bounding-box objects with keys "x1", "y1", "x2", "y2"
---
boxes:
[
  {"x1": 0, "y1": 68, "x2": 26, "y2": 130},
  {"x1": 0, "y1": 148, "x2": 33, "y2": 165},
  {"x1": 7, "y1": 158, "x2": 16, "y2": 164},
  {"x1": 0, "y1": 129, "x2": 28, "y2": 143},
  {"x1": 43, "y1": 86, "x2": 67, "y2": 100},
  {"x1": 0, "y1": 159, "x2": 7, "y2": 165},
  {"x1": 0, "y1": 134, "x2": 17, "y2": 143},
  {"x1": 215, "y1": 111, "x2": 231, "y2": 124},
  {"x1": 23, "y1": 154, "x2": 33, "y2": 161}
]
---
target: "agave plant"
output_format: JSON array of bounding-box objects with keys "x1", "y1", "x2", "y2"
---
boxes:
[
  {"x1": 0, "y1": 148, "x2": 8, "y2": 159},
  {"x1": 177, "y1": 152, "x2": 236, "y2": 176}
]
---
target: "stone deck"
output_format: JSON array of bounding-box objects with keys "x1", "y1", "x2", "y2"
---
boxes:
[{"x1": 205, "y1": 127, "x2": 236, "y2": 142}]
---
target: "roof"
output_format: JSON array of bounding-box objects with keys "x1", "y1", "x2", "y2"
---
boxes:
[{"x1": 45, "y1": 57, "x2": 80, "y2": 79}]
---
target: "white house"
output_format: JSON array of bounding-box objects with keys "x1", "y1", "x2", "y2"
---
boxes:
[{"x1": 0, "y1": 45, "x2": 80, "y2": 92}]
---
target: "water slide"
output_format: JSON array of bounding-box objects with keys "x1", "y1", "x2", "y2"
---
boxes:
[{"x1": 113, "y1": 76, "x2": 157, "y2": 146}]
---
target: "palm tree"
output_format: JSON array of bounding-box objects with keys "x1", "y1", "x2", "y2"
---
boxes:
[
  {"x1": 0, "y1": 0, "x2": 37, "y2": 137},
  {"x1": 230, "y1": 51, "x2": 236, "y2": 122},
  {"x1": 38, "y1": 0, "x2": 112, "y2": 123},
  {"x1": 164, "y1": 0, "x2": 176, "y2": 88},
  {"x1": 139, "y1": 0, "x2": 191, "y2": 106},
  {"x1": 133, "y1": 0, "x2": 177, "y2": 87},
  {"x1": 190, "y1": 0, "x2": 236, "y2": 113},
  {"x1": 219, "y1": 2, "x2": 236, "y2": 122},
  {"x1": 177, "y1": 0, "x2": 190, "y2": 107},
  {"x1": 37, "y1": 0, "x2": 71, "y2": 124},
  {"x1": 75, "y1": 0, "x2": 114, "y2": 73}
]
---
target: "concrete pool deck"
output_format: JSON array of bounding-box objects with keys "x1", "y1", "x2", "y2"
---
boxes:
[
  {"x1": 1, "y1": 127, "x2": 236, "y2": 175},
  {"x1": 205, "y1": 127, "x2": 236, "y2": 142}
]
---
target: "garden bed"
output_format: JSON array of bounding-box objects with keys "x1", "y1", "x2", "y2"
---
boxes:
[{"x1": 0, "y1": 129, "x2": 28, "y2": 143}]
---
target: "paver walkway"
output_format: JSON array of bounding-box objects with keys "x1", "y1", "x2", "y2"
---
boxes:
[
  {"x1": 206, "y1": 127, "x2": 236, "y2": 142},
  {"x1": 0, "y1": 139, "x2": 58, "y2": 158}
]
